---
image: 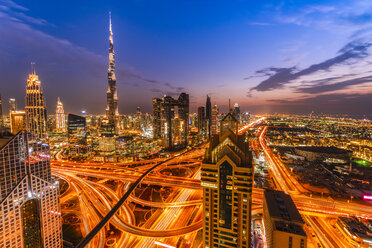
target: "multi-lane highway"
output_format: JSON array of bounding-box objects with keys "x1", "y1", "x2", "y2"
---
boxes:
[{"x1": 53, "y1": 118, "x2": 371, "y2": 248}]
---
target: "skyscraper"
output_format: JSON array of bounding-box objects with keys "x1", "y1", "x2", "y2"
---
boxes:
[
  {"x1": 153, "y1": 93, "x2": 189, "y2": 149},
  {"x1": 206, "y1": 95, "x2": 211, "y2": 138},
  {"x1": 106, "y1": 12, "x2": 119, "y2": 133},
  {"x1": 211, "y1": 104, "x2": 218, "y2": 136},
  {"x1": 68, "y1": 113, "x2": 88, "y2": 158},
  {"x1": 56, "y1": 97, "x2": 66, "y2": 132},
  {"x1": 197, "y1": 106, "x2": 206, "y2": 137},
  {"x1": 201, "y1": 113, "x2": 253, "y2": 248},
  {"x1": 0, "y1": 94, "x2": 3, "y2": 128},
  {"x1": 152, "y1": 98, "x2": 162, "y2": 139},
  {"x1": 25, "y1": 63, "x2": 47, "y2": 138},
  {"x1": 233, "y1": 102, "x2": 240, "y2": 123},
  {"x1": 0, "y1": 131, "x2": 62, "y2": 247},
  {"x1": 9, "y1": 98, "x2": 17, "y2": 112}
]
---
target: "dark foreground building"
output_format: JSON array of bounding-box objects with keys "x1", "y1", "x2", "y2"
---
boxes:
[
  {"x1": 0, "y1": 131, "x2": 62, "y2": 247},
  {"x1": 201, "y1": 113, "x2": 253, "y2": 248}
]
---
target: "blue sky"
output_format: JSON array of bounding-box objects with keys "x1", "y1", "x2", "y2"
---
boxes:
[{"x1": 0, "y1": 0, "x2": 371, "y2": 117}]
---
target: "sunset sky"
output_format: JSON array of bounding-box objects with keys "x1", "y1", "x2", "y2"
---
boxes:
[{"x1": 1, "y1": 0, "x2": 372, "y2": 117}]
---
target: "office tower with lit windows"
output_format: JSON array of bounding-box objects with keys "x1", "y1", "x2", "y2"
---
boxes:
[
  {"x1": 0, "y1": 94, "x2": 3, "y2": 128},
  {"x1": 263, "y1": 190, "x2": 307, "y2": 248},
  {"x1": 232, "y1": 103, "x2": 240, "y2": 123},
  {"x1": 25, "y1": 64, "x2": 47, "y2": 138},
  {"x1": 9, "y1": 98, "x2": 17, "y2": 112},
  {"x1": 0, "y1": 131, "x2": 62, "y2": 248},
  {"x1": 153, "y1": 93, "x2": 189, "y2": 149},
  {"x1": 198, "y1": 106, "x2": 206, "y2": 137},
  {"x1": 106, "y1": 13, "x2": 119, "y2": 133},
  {"x1": 10, "y1": 110, "x2": 25, "y2": 134},
  {"x1": 211, "y1": 104, "x2": 218, "y2": 136},
  {"x1": 201, "y1": 113, "x2": 253, "y2": 248},
  {"x1": 56, "y1": 97, "x2": 66, "y2": 132},
  {"x1": 152, "y1": 98, "x2": 162, "y2": 139},
  {"x1": 206, "y1": 95, "x2": 211, "y2": 137},
  {"x1": 68, "y1": 113, "x2": 88, "y2": 157}
]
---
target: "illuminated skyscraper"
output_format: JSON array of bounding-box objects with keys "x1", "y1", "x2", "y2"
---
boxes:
[
  {"x1": 0, "y1": 94, "x2": 3, "y2": 128},
  {"x1": 25, "y1": 63, "x2": 47, "y2": 138},
  {"x1": 153, "y1": 93, "x2": 189, "y2": 149},
  {"x1": 206, "y1": 95, "x2": 211, "y2": 137},
  {"x1": 152, "y1": 98, "x2": 162, "y2": 139},
  {"x1": 106, "y1": 12, "x2": 119, "y2": 133},
  {"x1": 0, "y1": 131, "x2": 62, "y2": 247},
  {"x1": 211, "y1": 104, "x2": 218, "y2": 136},
  {"x1": 68, "y1": 113, "x2": 88, "y2": 158},
  {"x1": 233, "y1": 103, "x2": 240, "y2": 123},
  {"x1": 198, "y1": 106, "x2": 206, "y2": 137},
  {"x1": 56, "y1": 97, "x2": 66, "y2": 132},
  {"x1": 201, "y1": 113, "x2": 253, "y2": 248},
  {"x1": 9, "y1": 98, "x2": 17, "y2": 112}
]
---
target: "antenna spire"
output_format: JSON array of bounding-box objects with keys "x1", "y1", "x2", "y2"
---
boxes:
[
  {"x1": 31, "y1": 62, "x2": 36, "y2": 75},
  {"x1": 109, "y1": 11, "x2": 112, "y2": 33}
]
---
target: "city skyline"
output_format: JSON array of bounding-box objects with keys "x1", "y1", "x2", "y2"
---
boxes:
[{"x1": 0, "y1": 0, "x2": 371, "y2": 117}]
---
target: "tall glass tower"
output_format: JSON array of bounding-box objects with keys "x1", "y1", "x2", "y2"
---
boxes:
[
  {"x1": 25, "y1": 63, "x2": 47, "y2": 138},
  {"x1": 0, "y1": 131, "x2": 62, "y2": 247},
  {"x1": 56, "y1": 97, "x2": 65, "y2": 132},
  {"x1": 106, "y1": 12, "x2": 119, "y2": 133},
  {"x1": 201, "y1": 113, "x2": 253, "y2": 248}
]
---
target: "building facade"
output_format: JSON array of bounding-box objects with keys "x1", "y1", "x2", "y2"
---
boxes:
[
  {"x1": 10, "y1": 110, "x2": 25, "y2": 135},
  {"x1": 211, "y1": 104, "x2": 218, "y2": 136},
  {"x1": 152, "y1": 93, "x2": 189, "y2": 149},
  {"x1": 68, "y1": 113, "x2": 88, "y2": 158},
  {"x1": 198, "y1": 106, "x2": 206, "y2": 138},
  {"x1": 263, "y1": 190, "x2": 307, "y2": 248},
  {"x1": 0, "y1": 131, "x2": 62, "y2": 247},
  {"x1": 206, "y1": 95, "x2": 211, "y2": 138},
  {"x1": 25, "y1": 64, "x2": 47, "y2": 138},
  {"x1": 106, "y1": 13, "x2": 119, "y2": 133},
  {"x1": 201, "y1": 113, "x2": 253, "y2": 248},
  {"x1": 55, "y1": 97, "x2": 66, "y2": 132},
  {"x1": 9, "y1": 98, "x2": 17, "y2": 112}
]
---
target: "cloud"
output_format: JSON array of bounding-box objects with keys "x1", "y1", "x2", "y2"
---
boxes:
[
  {"x1": 247, "y1": 22, "x2": 273, "y2": 26},
  {"x1": 249, "y1": 41, "x2": 372, "y2": 92}
]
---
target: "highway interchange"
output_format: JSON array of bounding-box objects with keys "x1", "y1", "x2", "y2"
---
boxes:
[{"x1": 53, "y1": 118, "x2": 372, "y2": 247}]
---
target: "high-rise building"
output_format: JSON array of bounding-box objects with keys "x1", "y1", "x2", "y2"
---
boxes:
[
  {"x1": 153, "y1": 93, "x2": 189, "y2": 149},
  {"x1": 0, "y1": 131, "x2": 62, "y2": 247},
  {"x1": 263, "y1": 189, "x2": 307, "y2": 248},
  {"x1": 68, "y1": 113, "x2": 88, "y2": 157},
  {"x1": 233, "y1": 103, "x2": 240, "y2": 123},
  {"x1": 0, "y1": 94, "x2": 3, "y2": 128},
  {"x1": 10, "y1": 110, "x2": 25, "y2": 134},
  {"x1": 9, "y1": 98, "x2": 17, "y2": 112},
  {"x1": 201, "y1": 113, "x2": 253, "y2": 248},
  {"x1": 106, "y1": 12, "x2": 119, "y2": 133},
  {"x1": 206, "y1": 95, "x2": 211, "y2": 137},
  {"x1": 211, "y1": 104, "x2": 218, "y2": 136},
  {"x1": 56, "y1": 97, "x2": 66, "y2": 132},
  {"x1": 152, "y1": 98, "x2": 162, "y2": 139},
  {"x1": 25, "y1": 63, "x2": 47, "y2": 138},
  {"x1": 197, "y1": 106, "x2": 206, "y2": 137}
]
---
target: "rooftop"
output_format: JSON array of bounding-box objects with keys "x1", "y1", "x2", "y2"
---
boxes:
[
  {"x1": 0, "y1": 131, "x2": 15, "y2": 149},
  {"x1": 295, "y1": 146, "x2": 351, "y2": 155},
  {"x1": 274, "y1": 221, "x2": 306, "y2": 237},
  {"x1": 264, "y1": 189, "x2": 304, "y2": 224}
]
